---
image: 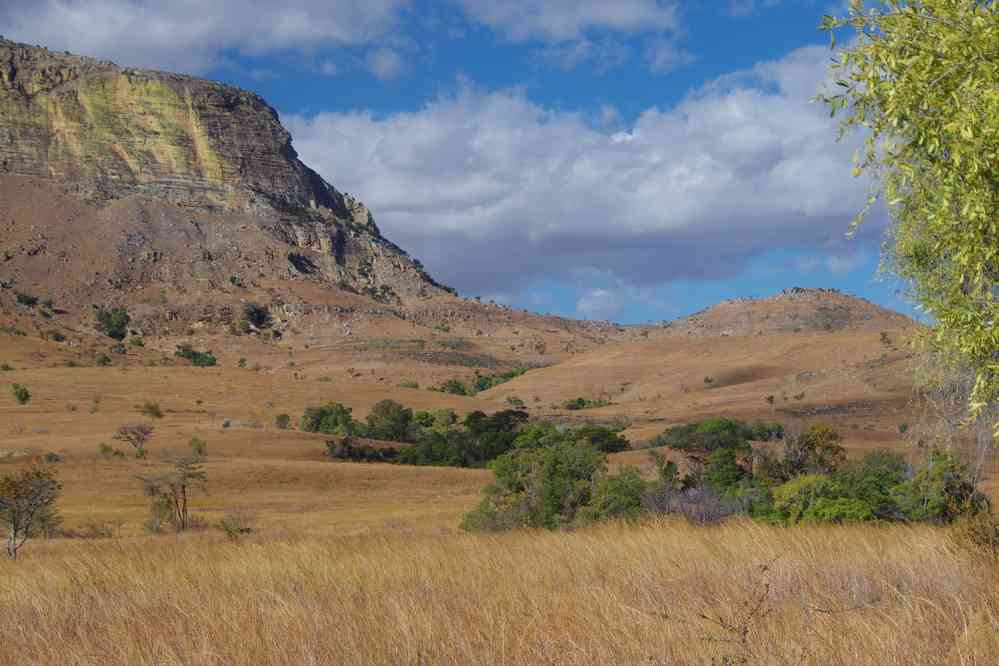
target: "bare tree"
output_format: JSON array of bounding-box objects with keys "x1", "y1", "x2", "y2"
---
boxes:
[
  {"x1": 0, "y1": 465, "x2": 61, "y2": 559},
  {"x1": 911, "y1": 348, "x2": 997, "y2": 486},
  {"x1": 137, "y1": 457, "x2": 207, "y2": 533},
  {"x1": 114, "y1": 424, "x2": 154, "y2": 458}
]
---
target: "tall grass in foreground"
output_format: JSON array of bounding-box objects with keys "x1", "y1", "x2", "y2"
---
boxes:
[{"x1": 1, "y1": 520, "x2": 997, "y2": 665}]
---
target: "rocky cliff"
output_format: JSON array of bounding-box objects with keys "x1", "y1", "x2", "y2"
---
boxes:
[{"x1": 0, "y1": 38, "x2": 445, "y2": 301}]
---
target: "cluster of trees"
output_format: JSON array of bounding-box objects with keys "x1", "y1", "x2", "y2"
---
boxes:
[
  {"x1": 438, "y1": 368, "x2": 528, "y2": 396},
  {"x1": 463, "y1": 418, "x2": 990, "y2": 531},
  {"x1": 305, "y1": 400, "x2": 629, "y2": 469}
]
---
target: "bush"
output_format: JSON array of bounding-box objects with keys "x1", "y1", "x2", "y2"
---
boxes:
[
  {"x1": 891, "y1": 449, "x2": 988, "y2": 523},
  {"x1": 0, "y1": 364, "x2": 13, "y2": 371},
  {"x1": 364, "y1": 400, "x2": 415, "y2": 442},
  {"x1": 562, "y1": 396, "x2": 609, "y2": 411},
  {"x1": 573, "y1": 425, "x2": 629, "y2": 453},
  {"x1": 15, "y1": 292, "x2": 38, "y2": 307},
  {"x1": 189, "y1": 437, "x2": 207, "y2": 458},
  {"x1": 275, "y1": 414, "x2": 291, "y2": 430},
  {"x1": 175, "y1": 344, "x2": 217, "y2": 367},
  {"x1": 129, "y1": 337, "x2": 145, "y2": 347},
  {"x1": 139, "y1": 402, "x2": 163, "y2": 418},
  {"x1": 325, "y1": 438, "x2": 398, "y2": 463},
  {"x1": 653, "y1": 418, "x2": 757, "y2": 453},
  {"x1": 242, "y1": 302, "x2": 272, "y2": 329},
  {"x1": 302, "y1": 403, "x2": 356, "y2": 436},
  {"x1": 96, "y1": 355, "x2": 112, "y2": 367},
  {"x1": 11, "y1": 383, "x2": 30, "y2": 404},
  {"x1": 95, "y1": 306, "x2": 130, "y2": 340},
  {"x1": 42, "y1": 452, "x2": 62, "y2": 464},
  {"x1": 217, "y1": 510, "x2": 255, "y2": 541},
  {"x1": 462, "y1": 441, "x2": 605, "y2": 530},
  {"x1": 580, "y1": 467, "x2": 648, "y2": 523}
]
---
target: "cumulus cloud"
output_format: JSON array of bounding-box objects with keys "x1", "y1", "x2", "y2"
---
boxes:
[
  {"x1": 452, "y1": 0, "x2": 680, "y2": 43},
  {"x1": 0, "y1": 0, "x2": 407, "y2": 72},
  {"x1": 285, "y1": 44, "x2": 882, "y2": 296}
]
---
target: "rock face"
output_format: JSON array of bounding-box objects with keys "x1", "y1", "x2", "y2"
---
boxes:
[{"x1": 0, "y1": 38, "x2": 446, "y2": 300}]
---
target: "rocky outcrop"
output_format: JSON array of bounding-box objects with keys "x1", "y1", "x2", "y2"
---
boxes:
[{"x1": 0, "y1": 38, "x2": 447, "y2": 300}]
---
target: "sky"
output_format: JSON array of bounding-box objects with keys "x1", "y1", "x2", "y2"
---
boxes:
[{"x1": 1, "y1": 0, "x2": 917, "y2": 323}]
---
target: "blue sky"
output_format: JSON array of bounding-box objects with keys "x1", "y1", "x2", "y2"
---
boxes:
[{"x1": 3, "y1": 0, "x2": 916, "y2": 323}]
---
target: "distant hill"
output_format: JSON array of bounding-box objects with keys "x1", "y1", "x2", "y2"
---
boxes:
[{"x1": 659, "y1": 287, "x2": 914, "y2": 337}]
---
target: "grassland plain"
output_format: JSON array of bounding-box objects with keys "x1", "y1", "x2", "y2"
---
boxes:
[{"x1": 1, "y1": 520, "x2": 999, "y2": 665}]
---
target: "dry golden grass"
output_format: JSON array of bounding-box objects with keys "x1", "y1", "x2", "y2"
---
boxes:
[{"x1": 1, "y1": 520, "x2": 998, "y2": 665}]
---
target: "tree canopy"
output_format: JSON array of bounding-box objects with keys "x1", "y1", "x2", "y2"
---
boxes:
[{"x1": 820, "y1": 0, "x2": 999, "y2": 435}]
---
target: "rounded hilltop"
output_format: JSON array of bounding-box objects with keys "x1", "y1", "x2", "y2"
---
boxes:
[{"x1": 659, "y1": 287, "x2": 915, "y2": 338}]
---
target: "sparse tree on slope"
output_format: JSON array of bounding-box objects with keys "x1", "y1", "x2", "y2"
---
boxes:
[{"x1": 0, "y1": 465, "x2": 61, "y2": 560}]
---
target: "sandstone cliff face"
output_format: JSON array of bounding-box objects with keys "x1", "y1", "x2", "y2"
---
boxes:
[{"x1": 0, "y1": 38, "x2": 444, "y2": 300}]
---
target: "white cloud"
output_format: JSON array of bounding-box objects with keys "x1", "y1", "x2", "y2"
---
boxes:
[
  {"x1": 727, "y1": 0, "x2": 784, "y2": 17},
  {"x1": 285, "y1": 45, "x2": 882, "y2": 295},
  {"x1": 452, "y1": 0, "x2": 680, "y2": 43},
  {"x1": 576, "y1": 289, "x2": 623, "y2": 321},
  {"x1": 644, "y1": 38, "x2": 695, "y2": 74},
  {"x1": 366, "y1": 48, "x2": 405, "y2": 81},
  {"x1": 532, "y1": 38, "x2": 632, "y2": 72},
  {"x1": 0, "y1": 0, "x2": 407, "y2": 72}
]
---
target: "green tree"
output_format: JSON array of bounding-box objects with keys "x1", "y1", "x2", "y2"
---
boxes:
[
  {"x1": 364, "y1": 400, "x2": 414, "y2": 442},
  {"x1": 821, "y1": 1, "x2": 999, "y2": 435},
  {"x1": 300, "y1": 403, "x2": 356, "y2": 436},
  {"x1": 462, "y1": 442, "x2": 605, "y2": 530}
]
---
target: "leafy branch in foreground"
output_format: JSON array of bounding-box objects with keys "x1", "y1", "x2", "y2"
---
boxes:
[{"x1": 820, "y1": 0, "x2": 999, "y2": 435}]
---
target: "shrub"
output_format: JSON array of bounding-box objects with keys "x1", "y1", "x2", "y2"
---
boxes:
[
  {"x1": 139, "y1": 402, "x2": 163, "y2": 418},
  {"x1": 189, "y1": 437, "x2": 207, "y2": 458},
  {"x1": 275, "y1": 414, "x2": 291, "y2": 430},
  {"x1": 891, "y1": 448, "x2": 988, "y2": 523},
  {"x1": 11, "y1": 384, "x2": 30, "y2": 405},
  {"x1": 242, "y1": 302, "x2": 272, "y2": 329},
  {"x1": 129, "y1": 337, "x2": 145, "y2": 347},
  {"x1": 42, "y1": 452, "x2": 62, "y2": 464},
  {"x1": 217, "y1": 510, "x2": 255, "y2": 541},
  {"x1": 47, "y1": 330, "x2": 66, "y2": 343},
  {"x1": 301, "y1": 403, "x2": 356, "y2": 436},
  {"x1": 15, "y1": 292, "x2": 38, "y2": 307},
  {"x1": 462, "y1": 441, "x2": 605, "y2": 531},
  {"x1": 580, "y1": 467, "x2": 648, "y2": 523},
  {"x1": 573, "y1": 425, "x2": 629, "y2": 453},
  {"x1": 0, "y1": 364, "x2": 12, "y2": 371},
  {"x1": 175, "y1": 344, "x2": 217, "y2": 367},
  {"x1": 94, "y1": 306, "x2": 130, "y2": 340},
  {"x1": 653, "y1": 418, "x2": 756, "y2": 453},
  {"x1": 98, "y1": 443, "x2": 115, "y2": 459},
  {"x1": 364, "y1": 400, "x2": 415, "y2": 443},
  {"x1": 325, "y1": 438, "x2": 398, "y2": 463},
  {"x1": 238, "y1": 358, "x2": 247, "y2": 368},
  {"x1": 96, "y1": 355, "x2": 112, "y2": 367}
]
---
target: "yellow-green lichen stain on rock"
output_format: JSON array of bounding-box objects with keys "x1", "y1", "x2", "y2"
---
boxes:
[{"x1": 0, "y1": 38, "x2": 356, "y2": 218}]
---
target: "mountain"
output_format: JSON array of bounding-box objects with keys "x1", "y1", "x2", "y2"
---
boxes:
[{"x1": 0, "y1": 37, "x2": 445, "y2": 306}]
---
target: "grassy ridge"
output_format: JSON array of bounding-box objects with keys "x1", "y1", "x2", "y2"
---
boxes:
[{"x1": 1, "y1": 520, "x2": 997, "y2": 664}]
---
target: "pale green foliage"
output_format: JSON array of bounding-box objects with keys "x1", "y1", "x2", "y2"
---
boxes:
[{"x1": 820, "y1": 0, "x2": 999, "y2": 435}]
